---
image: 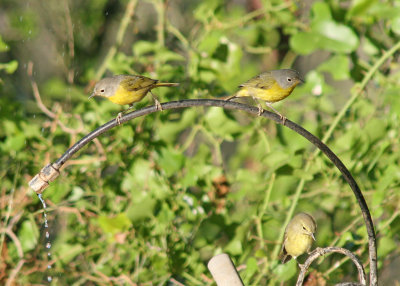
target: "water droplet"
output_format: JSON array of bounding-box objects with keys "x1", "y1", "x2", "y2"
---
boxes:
[
  {"x1": 105, "y1": 11, "x2": 109, "y2": 16},
  {"x1": 38, "y1": 194, "x2": 53, "y2": 282}
]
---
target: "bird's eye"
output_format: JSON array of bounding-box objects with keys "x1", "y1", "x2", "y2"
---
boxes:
[
  {"x1": 302, "y1": 226, "x2": 307, "y2": 230},
  {"x1": 287, "y1": 78, "x2": 292, "y2": 82},
  {"x1": 100, "y1": 89, "x2": 105, "y2": 93}
]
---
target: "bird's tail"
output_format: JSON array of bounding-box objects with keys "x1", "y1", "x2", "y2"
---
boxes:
[
  {"x1": 279, "y1": 253, "x2": 292, "y2": 264},
  {"x1": 154, "y1": 82, "x2": 180, "y2": 87}
]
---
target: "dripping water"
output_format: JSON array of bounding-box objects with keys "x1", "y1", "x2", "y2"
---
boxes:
[{"x1": 37, "y1": 194, "x2": 53, "y2": 283}]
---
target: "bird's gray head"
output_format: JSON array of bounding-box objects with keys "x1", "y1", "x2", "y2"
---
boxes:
[
  {"x1": 296, "y1": 213, "x2": 316, "y2": 240},
  {"x1": 89, "y1": 76, "x2": 121, "y2": 99},
  {"x1": 272, "y1": 69, "x2": 304, "y2": 89}
]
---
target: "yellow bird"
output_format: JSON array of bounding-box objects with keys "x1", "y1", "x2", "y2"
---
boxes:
[
  {"x1": 279, "y1": 212, "x2": 317, "y2": 264},
  {"x1": 89, "y1": 75, "x2": 179, "y2": 123},
  {"x1": 226, "y1": 69, "x2": 303, "y2": 121}
]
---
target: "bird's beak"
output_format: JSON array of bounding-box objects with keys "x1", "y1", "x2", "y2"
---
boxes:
[
  {"x1": 88, "y1": 92, "x2": 95, "y2": 99},
  {"x1": 311, "y1": 233, "x2": 316, "y2": 241}
]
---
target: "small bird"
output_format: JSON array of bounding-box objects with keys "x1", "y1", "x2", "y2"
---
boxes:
[
  {"x1": 279, "y1": 212, "x2": 317, "y2": 264},
  {"x1": 89, "y1": 75, "x2": 179, "y2": 123},
  {"x1": 225, "y1": 69, "x2": 303, "y2": 122}
]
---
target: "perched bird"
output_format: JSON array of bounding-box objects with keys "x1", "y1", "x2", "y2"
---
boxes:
[
  {"x1": 89, "y1": 75, "x2": 179, "y2": 123},
  {"x1": 279, "y1": 212, "x2": 317, "y2": 264},
  {"x1": 226, "y1": 69, "x2": 303, "y2": 122}
]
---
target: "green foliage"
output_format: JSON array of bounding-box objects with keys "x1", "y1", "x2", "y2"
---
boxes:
[{"x1": 1, "y1": 0, "x2": 400, "y2": 285}]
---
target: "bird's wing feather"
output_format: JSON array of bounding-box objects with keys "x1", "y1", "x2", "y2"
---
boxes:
[
  {"x1": 239, "y1": 72, "x2": 275, "y2": 89},
  {"x1": 121, "y1": 76, "x2": 157, "y2": 92}
]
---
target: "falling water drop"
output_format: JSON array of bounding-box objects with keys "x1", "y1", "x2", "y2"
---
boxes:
[{"x1": 37, "y1": 194, "x2": 53, "y2": 283}]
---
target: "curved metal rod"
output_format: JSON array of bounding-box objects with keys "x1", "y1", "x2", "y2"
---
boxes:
[
  {"x1": 33, "y1": 99, "x2": 377, "y2": 285},
  {"x1": 296, "y1": 247, "x2": 366, "y2": 286}
]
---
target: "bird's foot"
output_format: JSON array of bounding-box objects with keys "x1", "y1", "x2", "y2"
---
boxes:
[
  {"x1": 314, "y1": 247, "x2": 324, "y2": 256},
  {"x1": 280, "y1": 115, "x2": 287, "y2": 125},
  {"x1": 257, "y1": 106, "x2": 265, "y2": 116},
  {"x1": 151, "y1": 91, "x2": 163, "y2": 111},
  {"x1": 155, "y1": 99, "x2": 163, "y2": 111},
  {"x1": 116, "y1": 112, "x2": 123, "y2": 125}
]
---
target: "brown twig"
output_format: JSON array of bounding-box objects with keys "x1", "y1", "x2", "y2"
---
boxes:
[
  {"x1": 5, "y1": 259, "x2": 26, "y2": 286},
  {"x1": 27, "y1": 62, "x2": 84, "y2": 135},
  {"x1": 63, "y1": 0, "x2": 75, "y2": 84},
  {"x1": 296, "y1": 247, "x2": 366, "y2": 286}
]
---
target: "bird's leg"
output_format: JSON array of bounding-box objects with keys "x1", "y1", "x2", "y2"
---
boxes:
[
  {"x1": 251, "y1": 96, "x2": 265, "y2": 116},
  {"x1": 150, "y1": 91, "x2": 162, "y2": 111},
  {"x1": 116, "y1": 112, "x2": 122, "y2": 125},
  {"x1": 314, "y1": 247, "x2": 324, "y2": 256},
  {"x1": 116, "y1": 104, "x2": 134, "y2": 125},
  {"x1": 265, "y1": 102, "x2": 287, "y2": 125}
]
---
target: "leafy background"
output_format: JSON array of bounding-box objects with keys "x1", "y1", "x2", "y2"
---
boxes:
[{"x1": 1, "y1": 0, "x2": 400, "y2": 285}]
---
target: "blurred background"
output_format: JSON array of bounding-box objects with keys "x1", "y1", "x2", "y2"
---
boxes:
[{"x1": 1, "y1": 0, "x2": 400, "y2": 284}]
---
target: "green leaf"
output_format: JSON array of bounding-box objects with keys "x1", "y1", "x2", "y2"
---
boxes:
[
  {"x1": 224, "y1": 239, "x2": 242, "y2": 255},
  {"x1": 158, "y1": 147, "x2": 185, "y2": 177},
  {"x1": 362, "y1": 37, "x2": 379, "y2": 56},
  {"x1": 291, "y1": 2, "x2": 359, "y2": 54},
  {"x1": 274, "y1": 260, "x2": 297, "y2": 282},
  {"x1": 312, "y1": 21, "x2": 359, "y2": 53},
  {"x1": 133, "y1": 41, "x2": 159, "y2": 56},
  {"x1": 193, "y1": 0, "x2": 222, "y2": 23},
  {"x1": 198, "y1": 31, "x2": 224, "y2": 55},
  {"x1": 0, "y1": 36, "x2": 9, "y2": 52},
  {"x1": 18, "y1": 220, "x2": 39, "y2": 252},
  {"x1": 97, "y1": 213, "x2": 132, "y2": 235},
  {"x1": 204, "y1": 107, "x2": 242, "y2": 140},
  {"x1": 378, "y1": 237, "x2": 397, "y2": 257},
  {"x1": 126, "y1": 196, "x2": 157, "y2": 223},
  {"x1": 0, "y1": 60, "x2": 18, "y2": 74},
  {"x1": 290, "y1": 32, "x2": 320, "y2": 55},
  {"x1": 364, "y1": 118, "x2": 386, "y2": 143},
  {"x1": 1, "y1": 133, "x2": 25, "y2": 152},
  {"x1": 311, "y1": 2, "x2": 332, "y2": 22},
  {"x1": 347, "y1": 0, "x2": 377, "y2": 18},
  {"x1": 392, "y1": 17, "x2": 400, "y2": 35},
  {"x1": 57, "y1": 243, "x2": 84, "y2": 264},
  {"x1": 318, "y1": 55, "x2": 350, "y2": 80},
  {"x1": 245, "y1": 257, "x2": 259, "y2": 278}
]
